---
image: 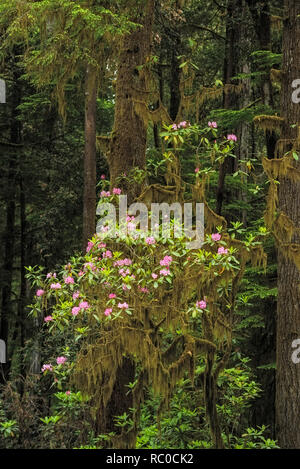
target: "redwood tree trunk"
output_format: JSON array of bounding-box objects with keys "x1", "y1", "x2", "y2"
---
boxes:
[
  {"x1": 82, "y1": 66, "x2": 97, "y2": 249},
  {"x1": 96, "y1": 1, "x2": 155, "y2": 447},
  {"x1": 276, "y1": 0, "x2": 300, "y2": 449},
  {"x1": 108, "y1": 0, "x2": 155, "y2": 203},
  {"x1": 0, "y1": 67, "x2": 21, "y2": 383}
]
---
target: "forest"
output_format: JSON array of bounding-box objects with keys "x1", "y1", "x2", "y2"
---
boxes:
[{"x1": 0, "y1": 0, "x2": 299, "y2": 451}]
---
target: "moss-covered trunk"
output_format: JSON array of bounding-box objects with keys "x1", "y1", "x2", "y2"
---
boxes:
[
  {"x1": 276, "y1": 0, "x2": 300, "y2": 449},
  {"x1": 96, "y1": 1, "x2": 155, "y2": 447},
  {"x1": 108, "y1": 0, "x2": 155, "y2": 203},
  {"x1": 82, "y1": 66, "x2": 97, "y2": 249}
]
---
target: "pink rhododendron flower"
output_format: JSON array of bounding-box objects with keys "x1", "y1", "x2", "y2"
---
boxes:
[
  {"x1": 98, "y1": 242, "x2": 106, "y2": 248},
  {"x1": 178, "y1": 121, "x2": 189, "y2": 128},
  {"x1": 100, "y1": 174, "x2": 106, "y2": 179},
  {"x1": 41, "y1": 364, "x2": 53, "y2": 373},
  {"x1": 112, "y1": 187, "x2": 122, "y2": 195},
  {"x1": 100, "y1": 190, "x2": 111, "y2": 198},
  {"x1": 211, "y1": 233, "x2": 221, "y2": 241},
  {"x1": 78, "y1": 270, "x2": 85, "y2": 277},
  {"x1": 65, "y1": 391, "x2": 71, "y2": 395},
  {"x1": 36, "y1": 289, "x2": 45, "y2": 297},
  {"x1": 146, "y1": 236, "x2": 156, "y2": 245},
  {"x1": 171, "y1": 123, "x2": 177, "y2": 130},
  {"x1": 218, "y1": 246, "x2": 228, "y2": 254},
  {"x1": 102, "y1": 250, "x2": 112, "y2": 259},
  {"x1": 118, "y1": 302, "x2": 129, "y2": 309},
  {"x1": 56, "y1": 356, "x2": 67, "y2": 365},
  {"x1": 160, "y1": 268, "x2": 170, "y2": 276},
  {"x1": 208, "y1": 121, "x2": 217, "y2": 128},
  {"x1": 72, "y1": 306, "x2": 80, "y2": 316},
  {"x1": 196, "y1": 300, "x2": 207, "y2": 309},
  {"x1": 160, "y1": 255, "x2": 173, "y2": 266},
  {"x1": 109, "y1": 293, "x2": 116, "y2": 299},
  {"x1": 104, "y1": 308, "x2": 112, "y2": 316},
  {"x1": 72, "y1": 291, "x2": 80, "y2": 300},
  {"x1": 119, "y1": 268, "x2": 130, "y2": 277},
  {"x1": 64, "y1": 276, "x2": 74, "y2": 284},
  {"x1": 195, "y1": 167, "x2": 199, "y2": 173},
  {"x1": 79, "y1": 301, "x2": 90, "y2": 310},
  {"x1": 47, "y1": 272, "x2": 56, "y2": 279},
  {"x1": 151, "y1": 273, "x2": 158, "y2": 279},
  {"x1": 138, "y1": 286, "x2": 149, "y2": 293},
  {"x1": 227, "y1": 134, "x2": 237, "y2": 142},
  {"x1": 86, "y1": 241, "x2": 94, "y2": 252},
  {"x1": 114, "y1": 258, "x2": 132, "y2": 267},
  {"x1": 50, "y1": 283, "x2": 61, "y2": 290},
  {"x1": 44, "y1": 315, "x2": 53, "y2": 322}
]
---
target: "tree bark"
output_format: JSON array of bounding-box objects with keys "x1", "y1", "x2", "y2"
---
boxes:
[
  {"x1": 0, "y1": 65, "x2": 21, "y2": 383},
  {"x1": 96, "y1": 1, "x2": 155, "y2": 446},
  {"x1": 108, "y1": 0, "x2": 155, "y2": 203},
  {"x1": 276, "y1": 0, "x2": 300, "y2": 449},
  {"x1": 82, "y1": 66, "x2": 97, "y2": 249}
]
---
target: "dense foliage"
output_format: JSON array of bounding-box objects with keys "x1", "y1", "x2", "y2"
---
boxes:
[{"x1": 0, "y1": 0, "x2": 298, "y2": 450}]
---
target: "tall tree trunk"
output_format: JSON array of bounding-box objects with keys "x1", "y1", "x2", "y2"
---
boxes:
[
  {"x1": 276, "y1": 0, "x2": 300, "y2": 449},
  {"x1": 82, "y1": 66, "x2": 97, "y2": 249},
  {"x1": 246, "y1": 0, "x2": 277, "y2": 158},
  {"x1": 216, "y1": 0, "x2": 239, "y2": 216},
  {"x1": 18, "y1": 175, "x2": 26, "y2": 387},
  {"x1": 108, "y1": 0, "x2": 155, "y2": 203},
  {"x1": 96, "y1": 1, "x2": 156, "y2": 447},
  {"x1": 0, "y1": 68, "x2": 21, "y2": 383}
]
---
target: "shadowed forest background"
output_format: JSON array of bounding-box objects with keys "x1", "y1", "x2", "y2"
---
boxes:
[{"x1": 0, "y1": 0, "x2": 300, "y2": 450}]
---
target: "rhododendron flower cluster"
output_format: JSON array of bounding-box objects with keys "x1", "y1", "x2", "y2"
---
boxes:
[
  {"x1": 208, "y1": 121, "x2": 217, "y2": 128},
  {"x1": 51, "y1": 283, "x2": 61, "y2": 289},
  {"x1": 145, "y1": 236, "x2": 156, "y2": 245},
  {"x1": 36, "y1": 289, "x2": 45, "y2": 297},
  {"x1": 56, "y1": 356, "x2": 67, "y2": 365},
  {"x1": 160, "y1": 268, "x2": 170, "y2": 276},
  {"x1": 172, "y1": 121, "x2": 189, "y2": 130},
  {"x1": 41, "y1": 364, "x2": 53, "y2": 372},
  {"x1": 72, "y1": 306, "x2": 80, "y2": 316},
  {"x1": 114, "y1": 258, "x2": 132, "y2": 267},
  {"x1": 227, "y1": 134, "x2": 237, "y2": 142},
  {"x1": 218, "y1": 246, "x2": 228, "y2": 254},
  {"x1": 44, "y1": 315, "x2": 53, "y2": 322},
  {"x1": 211, "y1": 233, "x2": 221, "y2": 241},
  {"x1": 86, "y1": 241, "x2": 94, "y2": 252},
  {"x1": 160, "y1": 255, "x2": 173, "y2": 266},
  {"x1": 100, "y1": 190, "x2": 111, "y2": 198},
  {"x1": 196, "y1": 300, "x2": 207, "y2": 309},
  {"x1": 72, "y1": 291, "x2": 80, "y2": 300},
  {"x1": 64, "y1": 276, "x2": 74, "y2": 284},
  {"x1": 102, "y1": 250, "x2": 112, "y2": 259},
  {"x1": 47, "y1": 272, "x2": 56, "y2": 279},
  {"x1": 118, "y1": 302, "x2": 129, "y2": 309},
  {"x1": 112, "y1": 187, "x2": 122, "y2": 195}
]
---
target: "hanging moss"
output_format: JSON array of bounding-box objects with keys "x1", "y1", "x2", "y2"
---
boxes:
[
  {"x1": 270, "y1": 68, "x2": 282, "y2": 84},
  {"x1": 254, "y1": 115, "x2": 284, "y2": 133}
]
